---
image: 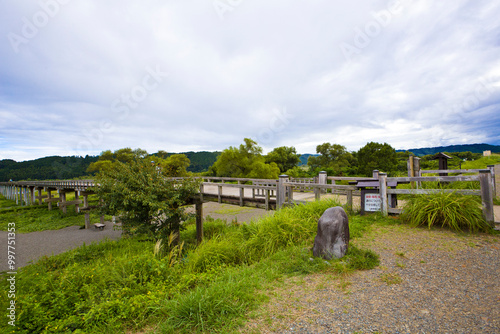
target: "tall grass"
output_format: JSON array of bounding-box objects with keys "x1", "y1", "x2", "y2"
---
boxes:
[
  {"x1": 401, "y1": 191, "x2": 490, "y2": 233},
  {"x1": 0, "y1": 199, "x2": 379, "y2": 334}
]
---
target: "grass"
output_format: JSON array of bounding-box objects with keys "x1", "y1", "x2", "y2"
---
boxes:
[
  {"x1": 0, "y1": 199, "x2": 380, "y2": 334},
  {"x1": 400, "y1": 191, "x2": 491, "y2": 233},
  {"x1": 380, "y1": 272, "x2": 402, "y2": 285},
  {"x1": 212, "y1": 204, "x2": 254, "y2": 215},
  {"x1": 461, "y1": 154, "x2": 500, "y2": 169},
  {"x1": 0, "y1": 194, "x2": 108, "y2": 233},
  {"x1": 1, "y1": 185, "x2": 494, "y2": 333}
]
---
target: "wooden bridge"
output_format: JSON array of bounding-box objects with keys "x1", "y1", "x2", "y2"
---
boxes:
[{"x1": 0, "y1": 167, "x2": 497, "y2": 237}]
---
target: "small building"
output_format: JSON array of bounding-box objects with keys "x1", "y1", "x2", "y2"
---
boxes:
[
  {"x1": 483, "y1": 150, "x2": 491, "y2": 157},
  {"x1": 432, "y1": 152, "x2": 452, "y2": 176}
]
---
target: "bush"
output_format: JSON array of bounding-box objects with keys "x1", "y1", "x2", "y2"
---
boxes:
[{"x1": 401, "y1": 191, "x2": 490, "y2": 232}]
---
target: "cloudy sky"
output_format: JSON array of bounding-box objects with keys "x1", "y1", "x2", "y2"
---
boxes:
[{"x1": 1, "y1": 0, "x2": 499, "y2": 161}]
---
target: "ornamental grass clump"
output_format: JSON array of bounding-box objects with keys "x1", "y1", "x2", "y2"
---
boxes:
[{"x1": 401, "y1": 191, "x2": 490, "y2": 233}]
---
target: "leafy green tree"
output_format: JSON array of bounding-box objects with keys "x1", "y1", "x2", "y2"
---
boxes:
[
  {"x1": 87, "y1": 148, "x2": 158, "y2": 174},
  {"x1": 94, "y1": 158, "x2": 200, "y2": 243},
  {"x1": 396, "y1": 151, "x2": 415, "y2": 173},
  {"x1": 357, "y1": 142, "x2": 398, "y2": 176},
  {"x1": 160, "y1": 154, "x2": 190, "y2": 177},
  {"x1": 307, "y1": 143, "x2": 354, "y2": 175},
  {"x1": 265, "y1": 146, "x2": 301, "y2": 173},
  {"x1": 213, "y1": 138, "x2": 280, "y2": 179}
]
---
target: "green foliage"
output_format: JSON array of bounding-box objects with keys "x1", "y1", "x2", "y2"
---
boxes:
[
  {"x1": 159, "y1": 154, "x2": 191, "y2": 177},
  {"x1": 357, "y1": 142, "x2": 398, "y2": 176},
  {"x1": 187, "y1": 199, "x2": 376, "y2": 273},
  {"x1": 0, "y1": 155, "x2": 99, "y2": 182},
  {"x1": 0, "y1": 195, "x2": 16, "y2": 208},
  {"x1": 94, "y1": 158, "x2": 200, "y2": 242},
  {"x1": 265, "y1": 146, "x2": 301, "y2": 173},
  {"x1": 213, "y1": 138, "x2": 280, "y2": 179},
  {"x1": 461, "y1": 154, "x2": 500, "y2": 169},
  {"x1": 307, "y1": 143, "x2": 355, "y2": 175},
  {"x1": 401, "y1": 191, "x2": 490, "y2": 232},
  {"x1": 87, "y1": 148, "x2": 150, "y2": 174},
  {"x1": 1, "y1": 200, "x2": 381, "y2": 334},
  {"x1": 154, "y1": 151, "x2": 220, "y2": 173}
]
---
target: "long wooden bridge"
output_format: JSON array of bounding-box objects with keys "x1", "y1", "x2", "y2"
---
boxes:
[{"x1": 1, "y1": 168, "x2": 497, "y2": 237}]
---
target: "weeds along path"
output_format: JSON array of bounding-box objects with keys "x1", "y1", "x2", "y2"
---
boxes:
[
  {"x1": 0, "y1": 222, "x2": 121, "y2": 272},
  {"x1": 1, "y1": 203, "x2": 269, "y2": 273},
  {"x1": 242, "y1": 224, "x2": 500, "y2": 333}
]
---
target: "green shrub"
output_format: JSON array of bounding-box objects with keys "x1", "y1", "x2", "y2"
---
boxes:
[{"x1": 401, "y1": 191, "x2": 490, "y2": 232}]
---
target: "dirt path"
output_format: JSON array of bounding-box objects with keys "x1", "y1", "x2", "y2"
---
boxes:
[{"x1": 241, "y1": 224, "x2": 500, "y2": 333}]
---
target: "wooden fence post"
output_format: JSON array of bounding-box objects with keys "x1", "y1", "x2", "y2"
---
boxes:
[
  {"x1": 59, "y1": 190, "x2": 67, "y2": 214},
  {"x1": 488, "y1": 165, "x2": 496, "y2": 197},
  {"x1": 30, "y1": 187, "x2": 35, "y2": 205},
  {"x1": 318, "y1": 171, "x2": 327, "y2": 194},
  {"x1": 199, "y1": 183, "x2": 204, "y2": 202},
  {"x1": 277, "y1": 175, "x2": 288, "y2": 209},
  {"x1": 265, "y1": 189, "x2": 270, "y2": 211},
  {"x1": 37, "y1": 188, "x2": 43, "y2": 205},
  {"x1": 378, "y1": 173, "x2": 388, "y2": 216},
  {"x1": 479, "y1": 170, "x2": 494, "y2": 226},
  {"x1": 239, "y1": 187, "x2": 244, "y2": 207},
  {"x1": 347, "y1": 189, "x2": 353, "y2": 211},
  {"x1": 75, "y1": 191, "x2": 80, "y2": 213},
  {"x1": 47, "y1": 189, "x2": 52, "y2": 210},
  {"x1": 85, "y1": 212, "x2": 91, "y2": 229},
  {"x1": 195, "y1": 197, "x2": 203, "y2": 245}
]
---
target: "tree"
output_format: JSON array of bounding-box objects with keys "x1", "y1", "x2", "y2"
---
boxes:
[
  {"x1": 307, "y1": 143, "x2": 354, "y2": 175},
  {"x1": 87, "y1": 148, "x2": 160, "y2": 174},
  {"x1": 94, "y1": 158, "x2": 200, "y2": 244},
  {"x1": 357, "y1": 142, "x2": 398, "y2": 176},
  {"x1": 213, "y1": 138, "x2": 280, "y2": 179},
  {"x1": 265, "y1": 146, "x2": 301, "y2": 173},
  {"x1": 160, "y1": 154, "x2": 190, "y2": 177}
]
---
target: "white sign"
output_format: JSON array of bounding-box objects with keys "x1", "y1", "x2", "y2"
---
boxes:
[{"x1": 364, "y1": 193, "x2": 381, "y2": 212}]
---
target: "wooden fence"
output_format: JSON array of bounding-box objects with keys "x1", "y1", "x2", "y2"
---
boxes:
[{"x1": 1, "y1": 168, "x2": 497, "y2": 228}]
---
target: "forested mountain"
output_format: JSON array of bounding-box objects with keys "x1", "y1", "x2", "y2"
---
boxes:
[
  {"x1": 299, "y1": 154, "x2": 319, "y2": 166},
  {"x1": 0, "y1": 151, "x2": 220, "y2": 182},
  {"x1": 0, "y1": 156, "x2": 99, "y2": 182},
  {"x1": 400, "y1": 143, "x2": 500, "y2": 156}
]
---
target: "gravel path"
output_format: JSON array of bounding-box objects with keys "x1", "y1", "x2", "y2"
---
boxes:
[
  {"x1": 0, "y1": 222, "x2": 122, "y2": 272},
  {"x1": 242, "y1": 224, "x2": 500, "y2": 334}
]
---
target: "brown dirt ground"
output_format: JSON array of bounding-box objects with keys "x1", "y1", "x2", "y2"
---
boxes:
[{"x1": 239, "y1": 223, "x2": 500, "y2": 333}]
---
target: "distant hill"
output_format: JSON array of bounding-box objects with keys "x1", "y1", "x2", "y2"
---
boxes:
[
  {"x1": 0, "y1": 151, "x2": 220, "y2": 182},
  {"x1": 398, "y1": 143, "x2": 500, "y2": 156},
  {"x1": 0, "y1": 155, "x2": 99, "y2": 182},
  {"x1": 299, "y1": 153, "x2": 319, "y2": 165}
]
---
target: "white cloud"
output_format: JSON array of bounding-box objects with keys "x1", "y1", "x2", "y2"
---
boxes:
[{"x1": 0, "y1": 0, "x2": 499, "y2": 161}]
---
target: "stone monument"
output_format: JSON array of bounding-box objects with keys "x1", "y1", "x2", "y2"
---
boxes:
[{"x1": 313, "y1": 206, "x2": 350, "y2": 260}]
